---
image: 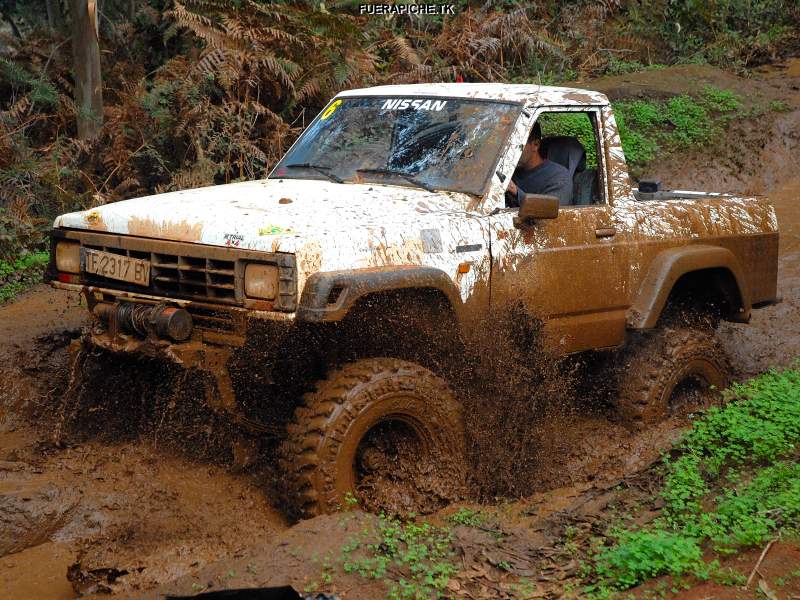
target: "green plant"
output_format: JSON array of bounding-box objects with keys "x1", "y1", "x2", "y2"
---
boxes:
[
  {"x1": 587, "y1": 367, "x2": 800, "y2": 594},
  {"x1": 0, "y1": 209, "x2": 47, "y2": 260},
  {"x1": 770, "y1": 100, "x2": 790, "y2": 113},
  {"x1": 613, "y1": 104, "x2": 660, "y2": 168},
  {"x1": 538, "y1": 112, "x2": 598, "y2": 168},
  {"x1": 537, "y1": 88, "x2": 741, "y2": 175},
  {"x1": 447, "y1": 507, "x2": 484, "y2": 527},
  {"x1": 700, "y1": 86, "x2": 742, "y2": 114},
  {"x1": 342, "y1": 514, "x2": 457, "y2": 599},
  {"x1": 0, "y1": 251, "x2": 49, "y2": 303},
  {"x1": 592, "y1": 530, "x2": 705, "y2": 590},
  {"x1": 624, "y1": 0, "x2": 799, "y2": 67},
  {"x1": 603, "y1": 58, "x2": 666, "y2": 76},
  {"x1": 608, "y1": 87, "x2": 742, "y2": 172},
  {"x1": 711, "y1": 567, "x2": 747, "y2": 587}
]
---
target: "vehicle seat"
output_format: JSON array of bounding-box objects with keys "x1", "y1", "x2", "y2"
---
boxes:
[
  {"x1": 572, "y1": 169, "x2": 597, "y2": 205},
  {"x1": 542, "y1": 136, "x2": 595, "y2": 205},
  {"x1": 542, "y1": 136, "x2": 586, "y2": 178}
]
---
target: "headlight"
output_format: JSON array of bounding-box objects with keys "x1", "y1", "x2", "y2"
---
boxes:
[
  {"x1": 55, "y1": 241, "x2": 81, "y2": 274},
  {"x1": 244, "y1": 263, "x2": 279, "y2": 299}
]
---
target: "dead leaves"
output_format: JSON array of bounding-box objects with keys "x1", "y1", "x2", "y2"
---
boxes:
[{"x1": 444, "y1": 520, "x2": 586, "y2": 599}]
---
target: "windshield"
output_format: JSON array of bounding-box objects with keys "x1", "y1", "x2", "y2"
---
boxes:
[{"x1": 270, "y1": 96, "x2": 520, "y2": 196}]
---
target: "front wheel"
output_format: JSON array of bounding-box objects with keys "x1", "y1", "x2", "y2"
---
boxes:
[
  {"x1": 278, "y1": 358, "x2": 467, "y2": 520},
  {"x1": 614, "y1": 325, "x2": 732, "y2": 428}
]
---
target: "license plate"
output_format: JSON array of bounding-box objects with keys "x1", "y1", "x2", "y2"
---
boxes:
[{"x1": 82, "y1": 248, "x2": 151, "y2": 286}]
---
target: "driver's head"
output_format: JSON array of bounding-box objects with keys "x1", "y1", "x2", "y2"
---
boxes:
[{"x1": 519, "y1": 122, "x2": 545, "y2": 167}]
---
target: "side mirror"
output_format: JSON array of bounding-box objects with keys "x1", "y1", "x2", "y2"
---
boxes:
[
  {"x1": 638, "y1": 178, "x2": 661, "y2": 193},
  {"x1": 513, "y1": 194, "x2": 559, "y2": 227}
]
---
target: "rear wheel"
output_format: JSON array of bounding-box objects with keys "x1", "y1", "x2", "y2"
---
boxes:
[
  {"x1": 278, "y1": 357, "x2": 467, "y2": 520},
  {"x1": 615, "y1": 325, "x2": 732, "y2": 427}
]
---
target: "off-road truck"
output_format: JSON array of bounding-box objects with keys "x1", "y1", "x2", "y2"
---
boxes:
[{"x1": 47, "y1": 83, "x2": 779, "y2": 518}]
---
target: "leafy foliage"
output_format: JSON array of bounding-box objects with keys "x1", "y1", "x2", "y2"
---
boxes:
[
  {"x1": 586, "y1": 367, "x2": 800, "y2": 594},
  {"x1": 447, "y1": 507, "x2": 485, "y2": 527},
  {"x1": 593, "y1": 530, "x2": 706, "y2": 591},
  {"x1": 0, "y1": 207, "x2": 46, "y2": 259},
  {"x1": 538, "y1": 112, "x2": 598, "y2": 168},
  {"x1": 0, "y1": 250, "x2": 49, "y2": 303},
  {"x1": 613, "y1": 86, "x2": 742, "y2": 171},
  {"x1": 341, "y1": 514, "x2": 457, "y2": 600},
  {"x1": 537, "y1": 86, "x2": 742, "y2": 175},
  {"x1": 624, "y1": 0, "x2": 800, "y2": 68}
]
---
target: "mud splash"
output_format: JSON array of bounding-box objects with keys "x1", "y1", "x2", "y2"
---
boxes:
[
  {"x1": 355, "y1": 420, "x2": 459, "y2": 516},
  {"x1": 456, "y1": 302, "x2": 578, "y2": 499}
]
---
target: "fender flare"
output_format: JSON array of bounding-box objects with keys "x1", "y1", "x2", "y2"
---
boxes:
[
  {"x1": 627, "y1": 245, "x2": 751, "y2": 329},
  {"x1": 296, "y1": 266, "x2": 463, "y2": 323}
]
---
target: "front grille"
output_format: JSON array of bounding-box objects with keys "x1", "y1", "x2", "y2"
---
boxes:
[
  {"x1": 64, "y1": 231, "x2": 297, "y2": 310},
  {"x1": 150, "y1": 253, "x2": 237, "y2": 303}
]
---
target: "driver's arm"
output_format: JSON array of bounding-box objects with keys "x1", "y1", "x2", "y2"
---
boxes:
[{"x1": 505, "y1": 179, "x2": 522, "y2": 208}]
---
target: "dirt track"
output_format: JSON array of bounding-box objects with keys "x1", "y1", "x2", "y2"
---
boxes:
[{"x1": 1, "y1": 61, "x2": 799, "y2": 599}]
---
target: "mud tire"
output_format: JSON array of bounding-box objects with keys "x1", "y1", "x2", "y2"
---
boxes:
[
  {"x1": 278, "y1": 357, "x2": 466, "y2": 520},
  {"x1": 615, "y1": 325, "x2": 732, "y2": 428}
]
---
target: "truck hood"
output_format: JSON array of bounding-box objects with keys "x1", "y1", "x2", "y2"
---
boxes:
[
  {"x1": 53, "y1": 179, "x2": 491, "y2": 297},
  {"x1": 54, "y1": 178, "x2": 472, "y2": 255}
]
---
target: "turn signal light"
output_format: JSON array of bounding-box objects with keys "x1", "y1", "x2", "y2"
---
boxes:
[{"x1": 55, "y1": 241, "x2": 81, "y2": 274}]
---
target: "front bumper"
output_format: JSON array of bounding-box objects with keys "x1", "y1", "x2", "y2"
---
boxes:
[
  {"x1": 47, "y1": 228, "x2": 302, "y2": 366},
  {"x1": 51, "y1": 281, "x2": 295, "y2": 361}
]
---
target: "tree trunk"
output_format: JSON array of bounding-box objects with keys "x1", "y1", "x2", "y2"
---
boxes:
[
  {"x1": 45, "y1": 0, "x2": 64, "y2": 31},
  {"x1": 69, "y1": 0, "x2": 103, "y2": 140},
  {"x1": 1, "y1": 13, "x2": 22, "y2": 39}
]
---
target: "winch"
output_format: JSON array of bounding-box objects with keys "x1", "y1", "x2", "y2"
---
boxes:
[{"x1": 93, "y1": 301, "x2": 193, "y2": 342}]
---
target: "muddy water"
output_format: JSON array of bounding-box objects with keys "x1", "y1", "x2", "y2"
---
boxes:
[
  {"x1": 0, "y1": 433, "x2": 286, "y2": 599},
  {"x1": 0, "y1": 288, "x2": 289, "y2": 599},
  {"x1": 1, "y1": 542, "x2": 75, "y2": 600}
]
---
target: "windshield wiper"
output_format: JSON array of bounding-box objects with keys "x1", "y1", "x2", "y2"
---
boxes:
[
  {"x1": 284, "y1": 163, "x2": 344, "y2": 184},
  {"x1": 356, "y1": 168, "x2": 436, "y2": 193}
]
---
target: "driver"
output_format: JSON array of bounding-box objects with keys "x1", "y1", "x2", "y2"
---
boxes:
[{"x1": 507, "y1": 122, "x2": 572, "y2": 207}]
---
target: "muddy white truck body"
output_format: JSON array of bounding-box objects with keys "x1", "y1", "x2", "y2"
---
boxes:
[{"x1": 48, "y1": 84, "x2": 779, "y2": 517}]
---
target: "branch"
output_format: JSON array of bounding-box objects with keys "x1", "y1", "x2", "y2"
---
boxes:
[{"x1": 743, "y1": 538, "x2": 777, "y2": 591}]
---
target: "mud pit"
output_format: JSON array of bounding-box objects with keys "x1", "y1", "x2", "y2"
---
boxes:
[{"x1": 2, "y1": 61, "x2": 800, "y2": 599}]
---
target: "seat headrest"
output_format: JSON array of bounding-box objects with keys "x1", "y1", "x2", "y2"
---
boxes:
[{"x1": 542, "y1": 136, "x2": 586, "y2": 176}]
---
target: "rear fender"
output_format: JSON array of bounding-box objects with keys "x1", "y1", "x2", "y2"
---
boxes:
[{"x1": 627, "y1": 245, "x2": 751, "y2": 329}]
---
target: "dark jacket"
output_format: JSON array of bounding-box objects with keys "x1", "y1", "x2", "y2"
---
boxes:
[{"x1": 511, "y1": 159, "x2": 573, "y2": 207}]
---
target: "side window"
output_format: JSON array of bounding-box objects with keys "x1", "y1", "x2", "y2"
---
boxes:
[{"x1": 536, "y1": 110, "x2": 605, "y2": 206}]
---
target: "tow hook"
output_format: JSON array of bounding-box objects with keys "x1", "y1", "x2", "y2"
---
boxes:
[{"x1": 94, "y1": 301, "x2": 193, "y2": 341}]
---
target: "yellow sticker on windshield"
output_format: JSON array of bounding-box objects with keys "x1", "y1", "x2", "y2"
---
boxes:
[{"x1": 320, "y1": 99, "x2": 342, "y2": 120}]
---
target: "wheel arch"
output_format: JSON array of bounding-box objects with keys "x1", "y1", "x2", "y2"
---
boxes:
[
  {"x1": 316, "y1": 285, "x2": 463, "y2": 378},
  {"x1": 296, "y1": 266, "x2": 464, "y2": 324},
  {"x1": 627, "y1": 245, "x2": 751, "y2": 329}
]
